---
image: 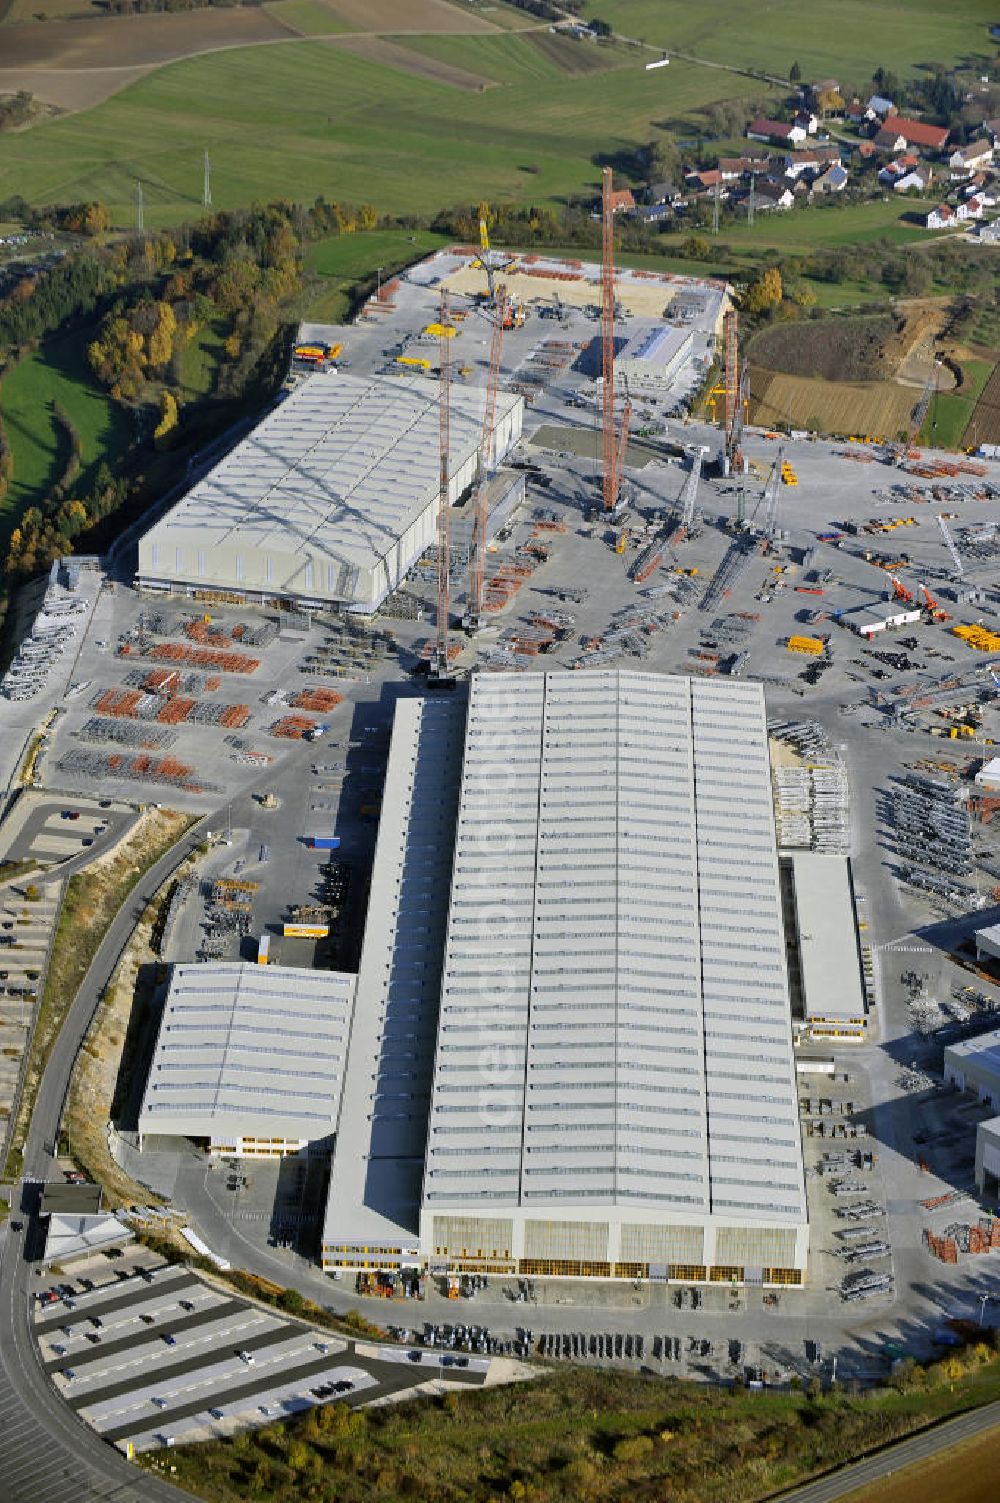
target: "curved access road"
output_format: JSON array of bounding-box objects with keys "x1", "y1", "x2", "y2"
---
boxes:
[{"x1": 0, "y1": 813, "x2": 215, "y2": 1503}]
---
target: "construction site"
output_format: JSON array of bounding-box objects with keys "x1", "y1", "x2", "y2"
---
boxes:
[{"x1": 4, "y1": 175, "x2": 1000, "y2": 1389}]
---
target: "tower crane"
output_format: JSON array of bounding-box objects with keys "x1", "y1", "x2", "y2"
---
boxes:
[
  {"x1": 936, "y1": 512, "x2": 965, "y2": 579},
  {"x1": 753, "y1": 444, "x2": 784, "y2": 542},
  {"x1": 892, "y1": 363, "x2": 939, "y2": 463},
  {"x1": 675, "y1": 447, "x2": 707, "y2": 541},
  {"x1": 475, "y1": 202, "x2": 522, "y2": 324},
  {"x1": 464, "y1": 285, "x2": 508, "y2": 633},
  {"x1": 601, "y1": 167, "x2": 632, "y2": 512},
  {"x1": 430, "y1": 292, "x2": 455, "y2": 688}
]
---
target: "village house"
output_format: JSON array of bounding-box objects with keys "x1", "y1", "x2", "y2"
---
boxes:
[
  {"x1": 921, "y1": 203, "x2": 955, "y2": 229},
  {"x1": 811, "y1": 163, "x2": 849, "y2": 195},
  {"x1": 949, "y1": 139, "x2": 994, "y2": 177},
  {"x1": 747, "y1": 118, "x2": 807, "y2": 146},
  {"x1": 874, "y1": 117, "x2": 950, "y2": 155}
]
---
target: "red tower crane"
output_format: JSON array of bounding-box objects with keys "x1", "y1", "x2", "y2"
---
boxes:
[
  {"x1": 601, "y1": 167, "x2": 631, "y2": 511},
  {"x1": 465, "y1": 285, "x2": 508, "y2": 633},
  {"x1": 431, "y1": 291, "x2": 454, "y2": 685}
]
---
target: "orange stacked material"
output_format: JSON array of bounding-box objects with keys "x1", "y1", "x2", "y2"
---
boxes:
[
  {"x1": 183, "y1": 619, "x2": 236, "y2": 645},
  {"x1": 156, "y1": 697, "x2": 196, "y2": 724},
  {"x1": 149, "y1": 642, "x2": 260, "y2": 673},
  {"x1": 418, "y1": 641, "x2": 462, "y2": 663},
  {"x1": 292, "y1": 687, "x2": 344, "y2": 712},
  {"x1": 142, "y1": 668, "x2": 180, "y2": 692},
  {"x1": 959, "y1": 460, "x2": 988, "y2": 477},
  {"x1": 270, "y1": 714, "x2": 318, "y2": 739},
  {"x1": 523, "y1": 268, "x2": 583, "y2": 282},
  {"x1": 96, "y1": 688, "x2": 143, "y2": 717},
  {"x1": 532, "y1": 519, "x2": 568, "y2": 534},
  {"x1": 205, "y1": 676, "x2": 222, "y2": 692},
  {"x1": 219, "y1": 705, "x2": 250, "y2": 729}
]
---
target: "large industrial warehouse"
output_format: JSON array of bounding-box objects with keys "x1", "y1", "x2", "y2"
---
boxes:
[
  {"x1": 136, "y1": 372, "x2": 523, "y2": 613},
  {"x1": 321, "y1": 671, "x2": 809, "y2": 1285},
  {"x1": 137, "y1": 962, "x2": 357, "y2": 1157}
]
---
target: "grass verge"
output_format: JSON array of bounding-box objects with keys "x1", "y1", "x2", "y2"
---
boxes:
[
  {"x1": 144, "y1": 1341, "x2": 1000, "y2": 1503},
  {"x1": 2, "y1": 808, "x2": 195, "y2": 1180},
  {"x1": 922, "y1": 358, "x2": 996, "y2": 450}
]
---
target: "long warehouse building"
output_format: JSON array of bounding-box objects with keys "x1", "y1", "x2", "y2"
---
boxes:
[
  {"x1": 136, "y1": 372, "x2": 523, "y2": 613},
  {"x1": 322, "y1": 671, "x2": 809, "y2": 1285}
]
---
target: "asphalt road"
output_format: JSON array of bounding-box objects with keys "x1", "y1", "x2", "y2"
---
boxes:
[
  {"x1": 0, "y1": 813, "x2": 214, "y2": 1503},
  {"x1": 772, "y1": 1398, "x2": 1000, "y2": 1503}
]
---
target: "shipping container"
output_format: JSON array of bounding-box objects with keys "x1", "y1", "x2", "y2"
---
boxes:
[
  {"x1": 309, "y1": 836, "x2": 341, "y2": 851},
  {"x1": 257, "y1": 935, "x2": 270, "y2": 966},
  {"x1": 283, "y1": 923, "x2": 330, "y2": 938}
]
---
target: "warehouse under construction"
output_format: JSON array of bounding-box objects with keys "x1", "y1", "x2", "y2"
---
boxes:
[
  {"x1": 321, "y1": 670, "x2": 810, "y2": 1285},
  {"x1": 137, "y1": 372, "x2": 524, "y2": 614}
]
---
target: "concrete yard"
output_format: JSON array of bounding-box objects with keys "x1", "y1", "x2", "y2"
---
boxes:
[{"x1": 5, "y1": 246, "x2": 1000, "y2": 1429}]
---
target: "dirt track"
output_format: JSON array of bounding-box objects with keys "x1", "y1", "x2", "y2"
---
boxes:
[
  {"x1": 0, "y1": 0, "x2": 507, "y2": 113},
  {"x1": 329, "y1": 33, "x2": 494, "y2": 91}
]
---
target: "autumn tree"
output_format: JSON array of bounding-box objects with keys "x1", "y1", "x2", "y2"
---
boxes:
[{"x1": 742, "y1": 265, "x2": 783, "y2": 317}]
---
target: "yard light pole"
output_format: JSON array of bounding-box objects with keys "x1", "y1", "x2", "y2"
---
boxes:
[{"x1": 376, "y1": 266, "x2": 383, "y2": 303}]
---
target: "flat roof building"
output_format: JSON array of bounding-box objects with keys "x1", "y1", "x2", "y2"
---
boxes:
[
  {"x1": 616, "y1": 324, "x2": 694, "y2": 398},
  {"x1": 418, "y1": 672, "x2": 808, "y2": 1284},
  {"x1": 318, "y1": 671, "x2": 807, "y2": 1284},
  {"x1": 841, "y1": 602, "x2": 923, "y2": 637},
  {"x1": 137, "y1": 372, "x2": 523, "y2": 614},
  {"x1": 975, "y1": 1116, "x2": 1000, "y2": 1201},
  {"x1": 944, "y1": 1027, "x2": 1000, "y2": 1112},
  {"x1": 137, "y1": 962, "x2": 356, "y2": 1157},
  {"x1": 322, "y1": 697, "x2": 466, "y2": 1271},
  {"x1": 786, "y1": 854, "x2": 867, "y2": 1040}
]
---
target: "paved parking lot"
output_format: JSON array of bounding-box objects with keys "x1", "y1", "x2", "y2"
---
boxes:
[{"x1": 32, "y1": 1245, "x2": 488, "y2": 1453}]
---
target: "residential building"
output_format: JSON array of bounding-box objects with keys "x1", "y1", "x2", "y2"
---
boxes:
[
  {"x1": 921, "y1": 203, "x2": 956, "y2": 229},
  {"x1": 748, "y1": 118, "x2": 807, "y2": 146},
  {"x1": 950, "y1": 139, "x2": 994, "y2": 176},
  {"x1": 874, "y1": 117, "x2": 950, "y2": 154},
  {"x1": 811, "y1": 164, "x2": 848, "y2": 194},
  {"x1": 607, "y1": 187, "x2": 636, "y2": 214}
]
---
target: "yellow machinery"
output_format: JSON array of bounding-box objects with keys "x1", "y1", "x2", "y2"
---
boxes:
[
  {"x1": 954, "y1": 624, "x2": 1000, "y2": 652},
  {"x1": 423, "y1": 322, "x2": 456, "y2": 339},
  {"x1": 787, "y1": 635, "x2": 825, "y2": 656},
  {"x1": 396, "y1": 355, "x2": 431, "y2": 371}
]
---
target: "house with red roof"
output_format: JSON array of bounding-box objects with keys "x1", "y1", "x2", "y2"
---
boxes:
[{"x1": 875, "y1": 117, "x2": 950, "y2": 155}]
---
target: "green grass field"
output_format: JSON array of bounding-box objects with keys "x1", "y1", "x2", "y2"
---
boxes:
[
  {"x1": 179, "y1": 318, "x2": 228, "y2": 402},
  {"x1": 263, "y1": 0, "x2": 351, "y2": 35},
  {"x1": 304, "y1": 227, "x2": 451, "y2": 320},
  {"x1": 922, "y1": 357, "x2": 996, "y2": 449},
  {"x1": 580, "y1": 0, "x2": 996, "y2": 82},
  {"x1": 0, "y1": 326, "x2": 129, "y2": 547},
  {"x1": 0, "y1": 41, "x2": 772, "y2": 229}
]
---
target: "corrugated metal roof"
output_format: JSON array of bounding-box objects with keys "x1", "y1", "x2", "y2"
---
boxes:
[
  {"x1": 141, "y1": 372, "x2": 520, "y2": 577},
  {"x1": 422, "y1": 671, "x2": 806, "y2": 1224},
  {"x1": 137, "y1": 962, "x2": 356, "y2": 1143}
]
